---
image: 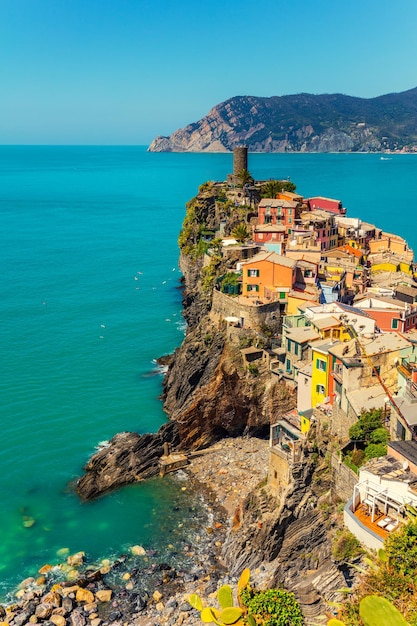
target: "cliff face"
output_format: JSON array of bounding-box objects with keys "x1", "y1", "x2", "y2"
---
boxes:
[
  {"x1": 162, "y1": 314, "x2": 295, "y2": 449},
  {"x1": 76, "y1": 182, "x2": 294, "y2": 499},
  {"x1": 148, "y1": 87, "x2": 417, "y2": 153},
  {"x1": 223, "y1": 431, "x2": 350, "y2": 619}
]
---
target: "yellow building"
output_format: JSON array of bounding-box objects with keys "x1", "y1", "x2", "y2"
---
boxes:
[{"x1": 311, "y1": 340, "x2": 333, "y2": 408}]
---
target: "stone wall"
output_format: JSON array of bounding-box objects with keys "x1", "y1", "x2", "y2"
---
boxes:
[
  {"x1": 331, "y1": 452, "x2": 358, "y2": 502},
  {"x1": 211, "y1": 289, "x2": 283, "y2": 332},
  {"x1": 330, "y1": 403, "x2": 355, "y2": 440}
]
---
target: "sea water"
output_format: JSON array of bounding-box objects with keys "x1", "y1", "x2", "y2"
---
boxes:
[{"x1": 1, "y1": 147, "x2": 417, "y2": 597}]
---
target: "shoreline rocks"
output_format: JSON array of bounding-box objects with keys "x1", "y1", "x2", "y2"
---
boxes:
[{"x1": 2, "y1": 437, "x2": 270, "y2": 626}]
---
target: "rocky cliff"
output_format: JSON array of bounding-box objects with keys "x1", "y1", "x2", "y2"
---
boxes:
[
  {"x1": 76, "y1": 182, "x2": 293, "y2": 499},
  {"x1": 222, "y1": 427, "x2": 350, "y2": 620},
  {"x1": 148, "y1": 87, "x2": 417, "y2": 153}
]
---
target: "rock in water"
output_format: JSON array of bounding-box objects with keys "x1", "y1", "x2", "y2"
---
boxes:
[{"x1": 75, "y1": 421, "x2": 179, "y2": 500}]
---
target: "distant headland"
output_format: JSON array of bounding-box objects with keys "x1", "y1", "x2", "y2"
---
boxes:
[{"x1": 148, "y1": 86, "x2": 417, "y2": 153}]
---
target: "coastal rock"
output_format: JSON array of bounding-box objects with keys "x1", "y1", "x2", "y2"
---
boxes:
[
  {"x1": 94, "y1": 590, "x2": 112, "y2": 603},
  {"x1": 76, "y1": 421, "x2": 180, "y2": 500},
  {"x1": 35, "y1": 603, "x2": 54, "y2": 619}
]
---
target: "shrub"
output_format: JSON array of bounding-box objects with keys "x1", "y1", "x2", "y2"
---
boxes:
[
  {"x1": 351, "y1": 449, "x2": 366, "y2": 468},
  {"x1": 332, "y1": 528, "x2": 364, "y2": 563},
  {"x1": 385, "y1": 520, "x2": 417, "y2": 578},
  {"x1": 364, "y1": 442, "x2": 387, "y2": 460},
  {"x1": 247, "y1": 363, "x2": 259, "y2": 376},
  {"x1": 240, "y1": 588, "x2": 304, "y2": 626},
  {"x1": 370, "y1": 427, "x2": 389, "y2": 444}
]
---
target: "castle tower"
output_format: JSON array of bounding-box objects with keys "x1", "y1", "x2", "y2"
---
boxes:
[{"x1": 233, "y1": 145, "x2": 248, "y2": 176}]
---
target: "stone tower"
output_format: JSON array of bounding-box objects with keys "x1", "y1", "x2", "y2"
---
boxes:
[{"x1": 233, "y1": 145, "x2": 248, "y2": 177}]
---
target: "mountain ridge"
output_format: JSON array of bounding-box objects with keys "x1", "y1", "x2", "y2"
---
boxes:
[{"x1": 148, "y1": 86, "x2": 417, "y2": 153}]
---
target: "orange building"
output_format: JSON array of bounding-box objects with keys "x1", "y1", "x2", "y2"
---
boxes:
[{"x1": 240, "y1": 251, "x2": 296, "y2": 301}]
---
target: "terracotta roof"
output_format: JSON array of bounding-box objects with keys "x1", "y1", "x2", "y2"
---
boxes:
[
  {"x1": 254, "y1": 224, "x2": 286, "y2": 233},
  {"x1": 336, "y1": 244, "x2": 363, "y2": 258},
  {"x1": 259, "y1": 198, "x2": 298, "y2": 208},
  {"x1": 241, "y1": 251, "x2": 296, "y2": 269}
]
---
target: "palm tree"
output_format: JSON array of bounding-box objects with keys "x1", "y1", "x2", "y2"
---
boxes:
[
  {"x1": 232, "y1": 223, "x2": 250, "y2": 243},
  {"x1": 236, "y1": 168, "x2": 254, "y2": 188}
]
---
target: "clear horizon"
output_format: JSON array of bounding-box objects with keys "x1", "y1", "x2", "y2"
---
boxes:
[{"x1": 1, "y1": 0, "x2": 416, "y2": 145}]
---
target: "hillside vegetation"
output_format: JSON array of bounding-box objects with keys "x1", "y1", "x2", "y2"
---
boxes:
[{"x1": 148, "y1": 87, "x2": 417, "y2": 153}]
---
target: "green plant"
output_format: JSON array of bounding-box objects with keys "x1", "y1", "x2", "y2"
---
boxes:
[
  {"x1": 240, "y1": 587, "x2": 304, "y2": 626},
  {"x1": 332, "y1": 529, "x2": 364, "y2": 563},
  {"x1": 247, "y1": 363, "x2": 259, "y2": 376},
  {"x1": 351, "y1": 449, "x2": 365, "y2": 468},
  {"x1": 232, "y1": 223, "x2": 250, "y2": 243},
  {"x1": 348, "y1": 408, "x2": 384, "y2": 442},
  {"x1": 359, "y1": 595, "x2": 409, "y2": 626},
  {"x1": 221, "y1": 272, "x2": 241, "y2": 294},
  {"x1": 189, "y1": 569, "x2": 253, "y2": 625},
  {"x1": 189, "y1": 569, "x2": 303, "y2": 626},
  {"x1": 364, "y1": 442, "x2": 387, "y2": 460},
  {"x1": 384, "y1": 519, "x2": 417, "y2": 578},
  {"x1": 261, "y1": 180, "x2": 296, "y2": 198},
  {"x1": 235, "y1": 169, "x2": 254, "y2": 188}
]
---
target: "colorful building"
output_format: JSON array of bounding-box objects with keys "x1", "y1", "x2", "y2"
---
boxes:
[
  {"x1": 307, "y1": 196, "x2": 345, "y2": 215},
  {"x1": 240, "y1": 251, "x2": 296, "y2": 301},
  {"x1": 311, "y1": 340, "x2": 334, "y2": 408}
]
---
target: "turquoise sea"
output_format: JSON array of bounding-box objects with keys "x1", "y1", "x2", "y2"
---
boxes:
[{"x1": 1, "y1": 147, "x2": 417, "y2": 597}]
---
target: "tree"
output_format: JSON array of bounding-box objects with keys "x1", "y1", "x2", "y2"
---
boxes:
[
  {"x1": 232, "y1": 223, "x2": 250, "y2": 243},
  {"x1": 261, "y1": 180, "x2": 296, "y2": 198},
  {"x1": 236, "y1": 168, "x2": 254, "y2": 188}
]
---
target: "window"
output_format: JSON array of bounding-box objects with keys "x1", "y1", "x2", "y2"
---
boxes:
[
  {"x1": 316, "y1": 358, "x2": 327, "y2": 372},
  {"x1": 288, "y1": 218, "x2": 292, "y2": 224},
  {"x1": 392, "y1": 318, "x2": 399, "y2": 329},
  {"x1": 396, "y1": 420, "x2": 406, "y2": 441},
  {"x1": 316, "y1": 384, "x2": 325, "y2": 395},
  {"x1": 372, "y1": 366, "x2": 381, "y2": 378},
  {"x1": 247, "y1": 284, "x2": 259, "y2": 292},
  {"x1": 279, "y1": 292, "x2": 287, "y2": 300},
  {"x1": 248, "y1": 269, "x2": 259, "y2": 277},
  {"x1": 286, "y1": 358, "x2": 291, "y2": 372}
]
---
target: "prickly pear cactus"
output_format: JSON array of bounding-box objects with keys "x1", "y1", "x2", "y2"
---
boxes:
[{"x1": 359, "y1": 595, "x2": 409, "y2": 626}]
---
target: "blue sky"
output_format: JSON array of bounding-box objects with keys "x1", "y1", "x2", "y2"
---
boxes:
[{"x1": 1, "y1": 0, "x2": 417, "y2": 145}]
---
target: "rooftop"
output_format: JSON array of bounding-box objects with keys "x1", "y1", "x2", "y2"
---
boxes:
[
  {"x1": 254, "y1": 224, "x2": 286, "y2": 233},
  {"x1": 311, "y1": 315, "x2": 342, "y2": 331},
  {"x1": 259, "y1": 198, "x2": 298, "y2": 209},
  {"x1": 240, "y1": 250, "x2": 296, "y2": 269},
  {"x1": 388, "y1": 441, "x2": 417, "y2": 467},
  {"x1": 286, "y1": 326, "x2": 321, "y2": 344},
  {"x1": 346, "y1": 383, "x2": 387, "y2": 415},
  {"x1": 363, "y1": 454, "x2": 417, "y2": 486}
]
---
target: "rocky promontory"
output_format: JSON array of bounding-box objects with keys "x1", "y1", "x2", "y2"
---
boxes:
[
  {"x1": 72, "y1": 177, "x2": 360, "y2": 622},
  {"x1": 148, "y1": 87, "x2": 417, "y2": 153}
]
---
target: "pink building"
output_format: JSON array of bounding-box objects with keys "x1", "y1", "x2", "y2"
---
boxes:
[{"x1": 307, "y1": 196, "x2": 346, "y2": 215}]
